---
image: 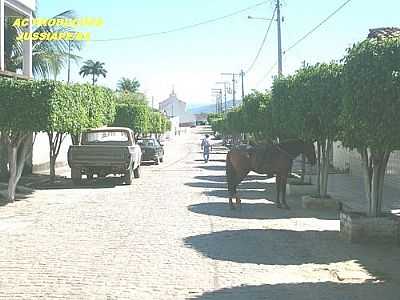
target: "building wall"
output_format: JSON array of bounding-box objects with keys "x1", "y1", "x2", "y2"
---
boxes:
[
  {"x1": 332, "y1": 142, "x2": 400, "y2": 189},
  {"x1": 14, "y1": 0, "x2": 35, "y2": 10},
  {"x1": 159, "y1": 98, "x2": 186, "y2": 118},
  {"x1": 32, "y1": 132, "x2": 71, "y2": 172}
]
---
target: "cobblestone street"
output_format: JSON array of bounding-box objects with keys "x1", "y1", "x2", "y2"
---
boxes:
[{"x1": 0, "y1": 127, "x2": 399, "y2": 299}]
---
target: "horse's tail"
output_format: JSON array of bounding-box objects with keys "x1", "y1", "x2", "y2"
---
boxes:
[{"x1": 226, "y1": 151, "x2": 237, "y2": 196}]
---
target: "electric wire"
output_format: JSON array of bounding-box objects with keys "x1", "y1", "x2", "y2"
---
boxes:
[
  {"x1": 91, "y1": 1, "x2": 269, "y2": 42},
  {"x1": 256, "y1": 0, "x2": 353, "y2": 87},
  {"x1": 284, "y1": 0, "x2": 353, "y2": 55},
  {"x1": 245, "y1": 6, "x2": 277, "y2": 74}
]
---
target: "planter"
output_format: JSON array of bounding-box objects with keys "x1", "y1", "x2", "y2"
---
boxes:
[
  {"x1": 301, "y1": 195, "x2": 340, "y2": 210},
  {"x1": 340, "y1": 211, "x2": 400, "y2": 245},
  {"x1": 286, "y1": 183, "x2": 316, "y2": 196}
]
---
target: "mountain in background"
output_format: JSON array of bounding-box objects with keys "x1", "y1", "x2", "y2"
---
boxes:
[{"x1": 188, "y1": 99, "x2": 242, "y2": 114}]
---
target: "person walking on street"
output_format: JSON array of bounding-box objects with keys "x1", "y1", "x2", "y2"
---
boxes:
[{"x1": 201, "y1": 134, "x2": 212, "y2": 163}]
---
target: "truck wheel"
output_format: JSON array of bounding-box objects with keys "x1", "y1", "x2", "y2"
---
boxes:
[
  {"x1": 134, "y1": 165, "x2": 141, "y2": 178},
  {"x1": 71, "y1": 167, "x2": 81, "y2": 185},
  {"x1": 125, "y1": 167, "x2": 133, "y2": 185},
  {"x1": 155, "y1": 157, "x2": 160, "y2": 165},
  {"x1": 159, "y1": 157, "x2": 164, "y2": 163}
]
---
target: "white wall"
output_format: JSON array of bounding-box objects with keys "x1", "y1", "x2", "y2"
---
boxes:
[
  {"x1": 159, "y1": 99, "x2": 186, "y2": 118},
  {"x1": 7, "y1": 0, "x2": 35, "y2": 11},
  {"x1": 32, "y1": 132, "x2": 71, "y2": 172}
]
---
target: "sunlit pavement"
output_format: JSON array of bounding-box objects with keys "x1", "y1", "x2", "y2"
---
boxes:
[{"x1": 0, "y1": 127, "x2": 399, "y2": 299}]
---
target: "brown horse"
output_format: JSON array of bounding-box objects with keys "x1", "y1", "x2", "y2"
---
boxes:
[{"x1": 226, "y1": 140, "x2": 316, "y2": 209}]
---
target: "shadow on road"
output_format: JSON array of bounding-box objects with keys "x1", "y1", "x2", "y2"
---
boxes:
[
  {"x1": 184, "y1": 228, "x2": 400, "y2": 282},
  {"x1": 19, "y1": 174, "x2": 122, "y2": 190},
  {"x1": 195, "y1": 165, "x2": 226, "y2": 171},
  {"x1": 188, "y1": 202, "x2": 337, "y2": 220},
  {"x1": 189, "y1": 282, "x2": 399, "y2": 300},
  {"x1": 194, "y1": 174, "x2": 266, "y2": 183},
  {"x1": 186, "y1": 180, "x2": 271, "y2": 190}
]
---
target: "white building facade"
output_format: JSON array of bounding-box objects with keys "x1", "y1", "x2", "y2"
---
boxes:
[
  {"x1": 0, "y1": 0, "x2": 34, "y2": 77},
  {"x1": 158, "y1": 89, "x2": 196, "y2": 127}
]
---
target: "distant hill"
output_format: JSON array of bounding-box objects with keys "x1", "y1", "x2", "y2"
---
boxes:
[{"x1": 189, "y1": 99, "x2": 242, "y2": 114}]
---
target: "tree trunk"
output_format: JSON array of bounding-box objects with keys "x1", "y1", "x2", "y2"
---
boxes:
[
  {"x1": 360, "y1": 148, "x2": 372, "y2": 213},
  {"x1": 320, "y1": 139, "x2": 331, "y2": 198},
  {"x1": 7, "y1": 134, "x2": 31, "y2": 202},
  {"x1": 0, "y1": 135, "x2": 8, "y2": 181},
  {"x1": 7, "y1": 146, "x2": 17, "y2": 202},
  {"x1": 316, "y1": 141, "x2": 321, "y2": 197},
  {"x1": 360, "y1": 148, "x2": 391, "y2": 217},
  {"x1": 300, "y1": 154, "x2": 306, "y2": 183},
  {"x1": 71, "y1": 134, "x2": 81, "y2": 145},
  {"x1": 48, "y1": 132, "x2": 65, "y2": 182}
]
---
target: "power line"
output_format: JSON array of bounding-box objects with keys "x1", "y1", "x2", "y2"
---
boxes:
[
  {"x1": 284, "y1": 0, "x2": 353, "y2": 54},
  {"x1": 92, "y1": 1, "x2": 269, "y2": 42},
  {"x1": 256, "y1": 61, "x2": 277, "y2": 88},
  {"x1": 245, "y1": 6, "x2": 277, "y2": 74},
  {"x1": 256, "y1": 0, "x2": 353, "y2": 87}
]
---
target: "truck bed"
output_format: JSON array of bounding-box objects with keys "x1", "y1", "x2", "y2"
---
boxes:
[{"x1": 68, "y1": 145, "x2": 131, "y2": 167}]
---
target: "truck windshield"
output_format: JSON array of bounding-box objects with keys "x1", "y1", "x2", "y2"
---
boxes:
[{"x1": 85, "y1": 131, "x2": 129, "y2": 143}]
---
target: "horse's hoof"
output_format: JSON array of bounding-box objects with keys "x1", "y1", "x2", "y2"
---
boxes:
[
  {"x1": 229, "y1": 203, "x2": 235, "y2": 210},
  {"x1": 276, "y1": 203, "x2": 282, "y2": 208}
]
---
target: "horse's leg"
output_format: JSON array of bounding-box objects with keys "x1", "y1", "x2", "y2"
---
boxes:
[
  {"x1": 227, "y1": 181, "x2": 236, "y2": 209},
  {"x1": 281, "y1": 175, "x2": 290, "y2": 209},
  {"x1": 226, "y1": 155, "x2": 236, "y2": 209},
  {"x1": 276, "y1": 175, "x2": 282, "y2": 208},
  {"x1": 234, "y1": 184, "x2": 242, "y2": 209}
]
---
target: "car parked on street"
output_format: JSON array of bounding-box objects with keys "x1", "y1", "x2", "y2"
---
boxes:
[
  {"x1": 68, "y1": 127, "x2": 142, "y2": 185},
  {"x1": 137, "y1": 137, "x2": 164, "y2": 165}
]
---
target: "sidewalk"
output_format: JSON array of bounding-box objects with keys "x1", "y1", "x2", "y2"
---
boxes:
[{"x1": 322, "y1": 174, "x2": 400, "y2": 214}]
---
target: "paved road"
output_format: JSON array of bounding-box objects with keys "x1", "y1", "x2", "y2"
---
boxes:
[{"x1": 0, "y1": 127, "x2": 399, "y2": 299}]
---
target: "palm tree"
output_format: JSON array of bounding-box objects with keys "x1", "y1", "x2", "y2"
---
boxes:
[
  {"x1": 117, "y1": 77, "x2": 140, "y2": 93},
  {"x1": 79, "y1": 60, "x2": 107, "y2": 85},
  {"x1": 4, "y1": 10, "x2": 82, "y2": 78}
]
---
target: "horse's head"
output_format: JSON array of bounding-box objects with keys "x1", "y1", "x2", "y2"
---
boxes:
[{"x1": 303, "y1": 141, "x2": 316, "y2": 165}]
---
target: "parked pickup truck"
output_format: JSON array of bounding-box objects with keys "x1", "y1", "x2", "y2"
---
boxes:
[{"x1": 68, "y1": 127, "x2": 142, "y2": 185}]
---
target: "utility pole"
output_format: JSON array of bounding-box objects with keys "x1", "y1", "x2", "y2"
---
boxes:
[
  {"x1": 240, "y1": 70, "x2": 245, "y2": 101},
  {"x1": 276, "y1": 0, "x2": 283, "y2": 76},
  {"x1": 216, "y1": 81, "x2": 229, "y2": 113},
  {"x1": 221, "y1": 72, "x2": 239, "y2": 107},
  {"x1": 67, "y1": 40, "x2": 71, "y2": 84},
  {"x1": 211, "y1": 88, "x2": 222, "y2": 113}
]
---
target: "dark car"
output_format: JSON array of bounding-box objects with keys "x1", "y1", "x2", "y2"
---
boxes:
[{"x1": 137, "y1": 137, "x2": 164, "y2": 165}]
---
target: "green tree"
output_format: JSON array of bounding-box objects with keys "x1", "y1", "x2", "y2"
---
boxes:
[
  {"x1": 225, "y1": 107, "x2": 245, "y2": 143},
  {"x1": 291, "y1": 63, "x2": 343, "y2": 197},
  {"x1": 113, "y1": 103, "x2": 150, "y2": 139},
  {"x1": 271, "y1": 75, "x2": 302, "y2": 140},
  {"x1": 341, "y1": 37, "x2": 400, "y2": 217},
  {"x1": 79, "y1": 60, "x2": 107, "y2": 85},
  {"x1": 117, "y1": 77, "x2": 140, "y2": 93},
  {"x1": 0, "y1": 79, "x2": 49, "y2": 201},
  {"x1": 45, "y1": 83, "x2": 115, "y2": 181},
  {"x1": 1, "y1": 10, "x2": 83, "y2": 179},
  {"x1": 241, "y1": 90, "x2": 273, "y2": 142}
]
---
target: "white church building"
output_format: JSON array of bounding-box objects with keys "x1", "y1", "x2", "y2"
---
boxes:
[{"x1": 159, "y1": 89, "x2": 196, "y2": 127}]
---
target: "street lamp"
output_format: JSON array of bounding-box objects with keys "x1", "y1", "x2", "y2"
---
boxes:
[{"x1": 247, "y1": 16, "x2": 273, "y2": 21}]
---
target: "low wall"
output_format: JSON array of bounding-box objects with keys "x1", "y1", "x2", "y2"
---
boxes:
[
  {"x1": 32, "y1": 132, "x2": 71, "y2": 173},
  {"x1": 340, "y1": 211, "x2": 400, "y2": 244}
]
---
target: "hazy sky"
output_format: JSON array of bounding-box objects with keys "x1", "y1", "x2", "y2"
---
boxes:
[{"x1": 37, "y1": 0, "x2": 400, "y2": 106}]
